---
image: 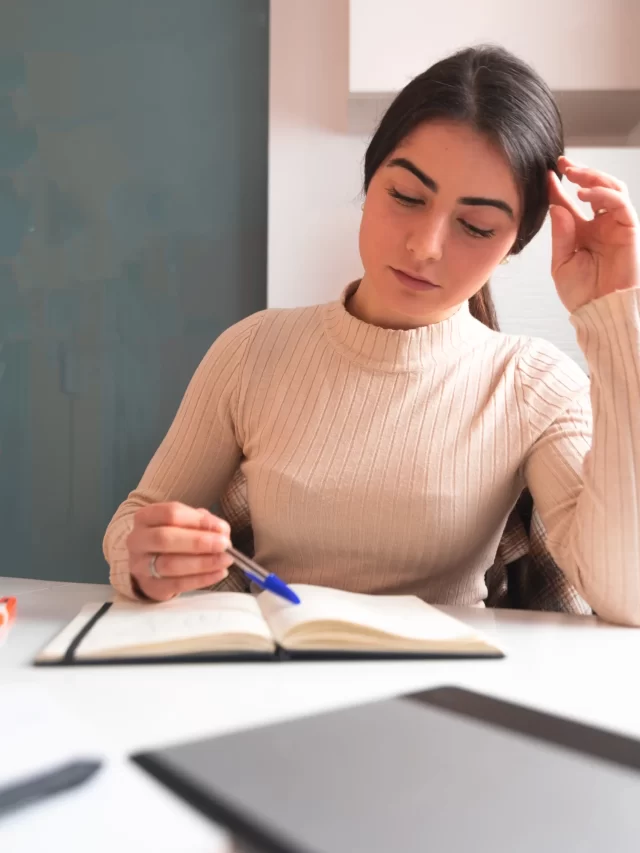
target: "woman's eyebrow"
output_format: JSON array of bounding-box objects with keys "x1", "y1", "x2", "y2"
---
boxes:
[
  {"x1": 458, "y1": 195, "x2": 514, "y2": 219},
  {"x1": 388, "y1": 157, "x2": 438, "y2": 192},
  {"x1": 387, "y1": 157, "x2": 515, "y2": 219}
]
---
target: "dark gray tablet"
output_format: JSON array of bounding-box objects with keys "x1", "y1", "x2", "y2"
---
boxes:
[{"x1": 133, "y1": 687, "x2": 640, "y2": 853}]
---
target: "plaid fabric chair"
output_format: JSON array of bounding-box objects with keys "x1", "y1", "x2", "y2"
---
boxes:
[
  {"x1": 485, "y1": 489, "x2": 592, "y2": 614},
  {"x1": 218, "y1": 467, "x2": 592, "y2": 615}
]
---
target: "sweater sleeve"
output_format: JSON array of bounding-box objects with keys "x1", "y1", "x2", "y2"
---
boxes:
[
  {"x1": 520, "y1": 288, "x2": 640, "y2": 626},
  {"x1": 103, "y1": 311, "x2": 265, "y2": 599}
]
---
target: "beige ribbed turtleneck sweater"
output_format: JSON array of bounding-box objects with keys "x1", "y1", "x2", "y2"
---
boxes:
[{"x1": 104, "y1": 281, "x2": 640, "y2": 625}]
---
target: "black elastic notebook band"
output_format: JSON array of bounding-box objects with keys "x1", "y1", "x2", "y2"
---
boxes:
[{"x1": 64, "y1": 602, "x2": 113, "y2": 663}]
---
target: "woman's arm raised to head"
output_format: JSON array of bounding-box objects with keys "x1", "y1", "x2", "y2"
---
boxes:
[{"x1": 520, "y1": 289, "x2": 640, "y2": 626}]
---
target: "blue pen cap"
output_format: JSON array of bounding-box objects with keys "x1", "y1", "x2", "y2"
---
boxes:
[
  {"x1": 263, "y1": 574, "x2": 301, "y2": 605},
  {"x1": 240, "y1": 568, "x2": 301, "y2": 605}
]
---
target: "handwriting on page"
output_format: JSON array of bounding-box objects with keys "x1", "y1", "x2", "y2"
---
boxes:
[{"x1": 78, "y1": 604, "x2": 271, "y2": 655}]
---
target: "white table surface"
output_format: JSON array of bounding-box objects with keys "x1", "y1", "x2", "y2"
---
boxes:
[{"x1": 3, "y1": 575, "x2": 640, "y2": 852}]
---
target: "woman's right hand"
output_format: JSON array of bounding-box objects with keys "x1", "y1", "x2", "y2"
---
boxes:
[{"x1": 127, "y1": 502, "x2": 234, "y2": 601}]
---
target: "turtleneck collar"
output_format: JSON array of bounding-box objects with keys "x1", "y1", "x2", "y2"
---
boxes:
[{"x1": 321, "y1": 280, "x2": 491, "y2": 372}]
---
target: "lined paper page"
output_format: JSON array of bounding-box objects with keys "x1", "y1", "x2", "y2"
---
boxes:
[
  {"x1": 38, "y1": 593, "x2": 272, "y2": 660},
  {"x1": 258, "y1": 584, "x2": 479, "y2": 646}
]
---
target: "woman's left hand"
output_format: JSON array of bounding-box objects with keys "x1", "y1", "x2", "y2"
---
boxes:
[{"x1": 548, "y1": 156, "x2": 640, "y2": 313}]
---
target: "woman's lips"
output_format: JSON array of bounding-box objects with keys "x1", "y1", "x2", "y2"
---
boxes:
[{"x1": 391, "y1": 267, "x2": 440, "y2": 291}]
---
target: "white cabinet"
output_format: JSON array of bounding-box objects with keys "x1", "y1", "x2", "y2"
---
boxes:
[{"x1": 349, "y1": 0, "x2": 640, "y2": 144}]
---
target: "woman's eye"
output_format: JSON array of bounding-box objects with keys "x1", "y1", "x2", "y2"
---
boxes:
[
  {"x1": 387, "y1": 189, "x2": 495, "y2": 238},
  {"x1": 388, "y1": 188, "x2": 423, "y2": 207},
  {"x1": 460, "y1": 220, "x2": 495, "y2": 239}
]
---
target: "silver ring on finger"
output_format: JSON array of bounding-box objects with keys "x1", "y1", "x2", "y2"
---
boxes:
[
  {"x1": 149, "y1": 553, "x2": 162, "y2": 580},
  {"x1": 595, "y1": 207, "x2": 607, "y2": 217}
]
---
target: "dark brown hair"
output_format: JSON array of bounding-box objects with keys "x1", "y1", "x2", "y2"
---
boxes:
[{"x1": 363, "y1": 45, "x2": 564, "y2": 331}]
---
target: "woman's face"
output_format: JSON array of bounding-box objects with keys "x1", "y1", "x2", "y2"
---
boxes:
[{"x1": 358, "y1": 121, "x2": 522, "y2": 327}]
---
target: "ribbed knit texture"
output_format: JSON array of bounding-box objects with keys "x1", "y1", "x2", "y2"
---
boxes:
[{"x1": 104, "y1": 281, "x2": 640, "y2": 625}]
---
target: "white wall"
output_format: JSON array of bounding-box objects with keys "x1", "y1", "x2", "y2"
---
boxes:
[
  {"x1": 269, "y1": 0, "x2": 363, "y2": 309},
  {"x1": 268, "y1": 0, "x2": 640, "y2": 368}
]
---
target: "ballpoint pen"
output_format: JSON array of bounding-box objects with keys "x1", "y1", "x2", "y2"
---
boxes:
[
  {"x1": 0, "y1": 759, "x2": 102, "y2": 818},
  {"x1": 226, "y1": 546, "x2": 301, "y2": 605}
]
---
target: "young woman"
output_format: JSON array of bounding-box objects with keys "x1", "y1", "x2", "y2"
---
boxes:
[{"x1": 104, "y1": 46, "x2": 640, "y2": 625}]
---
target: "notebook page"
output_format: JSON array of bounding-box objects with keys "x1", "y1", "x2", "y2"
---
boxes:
[
  {"x1": 258, "y1": 584, "x2": 479, "y2": 646},
  {"x1": 39, "y1": 593, "x2": 272, "y2": 659},
  {"x1": 37, "y1": 602, "x2": 106, "y2": 661}
]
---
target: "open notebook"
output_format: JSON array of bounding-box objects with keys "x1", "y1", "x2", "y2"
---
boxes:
[{"x1": 34, "y1": 584, "x2": 504, "y2": 665}]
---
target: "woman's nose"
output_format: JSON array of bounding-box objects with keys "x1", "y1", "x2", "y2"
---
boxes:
[{"x1": 405, "y1": 215, "x2": 446, "y2": 262}]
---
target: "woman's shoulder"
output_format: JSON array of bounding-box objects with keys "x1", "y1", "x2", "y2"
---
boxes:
[
  {"x1": 477, "y1": 321, "x2": 584, "y2": 378},
  {"x1": 212, "y1": 301, "x2": 324, "y2": 350},
  {"x1": 494, "y1": 330, "x2": 590, "y2": 417},
  {"x1": 227, "y1": 301, "x2": 327, "y2": 354},
  {"x1": 514, "y1": 333, "x2": 586, "y2": 384},
  {"x1": 204, "y1": 302, "x2": 327, "y2": 389}
]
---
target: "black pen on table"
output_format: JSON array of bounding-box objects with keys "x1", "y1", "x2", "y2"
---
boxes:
[{"x1": 0, "y1": 760, "x2": 102, "y2": 819}]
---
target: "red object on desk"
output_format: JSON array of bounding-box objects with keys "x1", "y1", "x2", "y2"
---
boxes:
[{"x1": 0, "y1": 596, "x2": 16, "y2": 627}]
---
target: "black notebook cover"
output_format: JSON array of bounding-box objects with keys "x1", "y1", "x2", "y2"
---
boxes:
[{"x1": 131, "y1": 687, "x2": 640, "y2": 853}]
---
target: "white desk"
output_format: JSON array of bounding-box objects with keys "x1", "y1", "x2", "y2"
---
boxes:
[{"x1": 3, "y1": 575, "x2": 640, "y2": 852}]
